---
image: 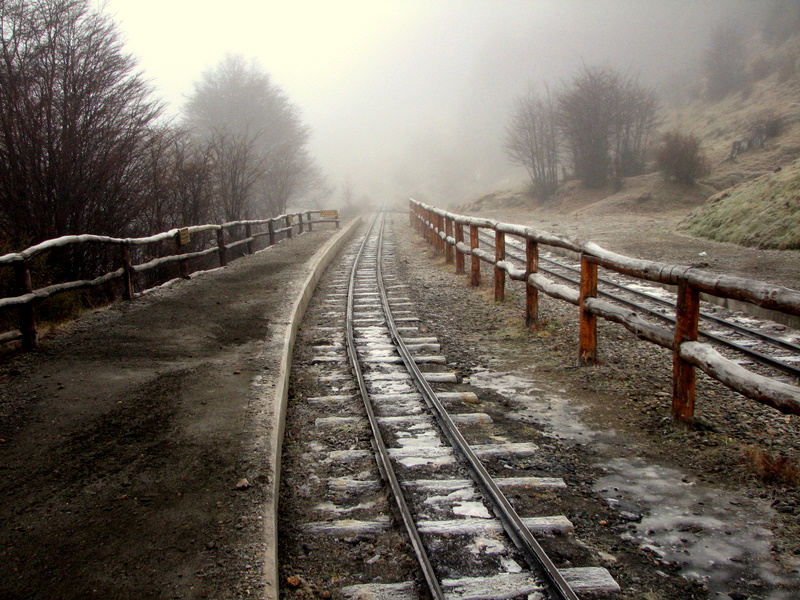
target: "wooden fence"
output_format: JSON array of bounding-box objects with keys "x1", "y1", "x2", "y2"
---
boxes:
[
  {"x1": 409, "y1": 198, "x2": 800, "y2": 423},
  {"x1": 0, "y1": 210, "x2": 340, "y2": 350}
]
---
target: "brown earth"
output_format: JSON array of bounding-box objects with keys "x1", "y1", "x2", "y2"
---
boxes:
[{"x1": 0, "y1": 228, "x2": 340, "y2": 600}]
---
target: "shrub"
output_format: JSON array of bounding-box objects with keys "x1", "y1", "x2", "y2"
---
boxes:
[
  {"x1": 655, "y1": 131, "x2": 711, "y2": 185},
  {"x1": 755, "y1": 111, "x2": 785, "y2": 139}
]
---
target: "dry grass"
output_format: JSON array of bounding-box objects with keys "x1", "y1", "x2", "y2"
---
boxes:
[
  {"x1": 678, "y1": 160, "x2": 800, "y2": 249},
  {"x1": 742, "y1": 446, "x2": 800, "y2": 485}
]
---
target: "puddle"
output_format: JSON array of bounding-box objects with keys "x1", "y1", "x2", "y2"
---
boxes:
[
  {"x1": 468, "y1": 368, "x2": 599, "y2": 445},
  {"x1": 468, "y1": 367, "x2": 799, "y2": 599},
  {"x1": 595, "y1": 457, "x2": 796, "y2": 599}
]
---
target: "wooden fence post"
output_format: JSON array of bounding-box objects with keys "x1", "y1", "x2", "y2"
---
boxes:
[
  {"x1": 14, "y1": 259, "x2": 37, "y2": 350},
  {"x1": 244, "y1": 223, "x2": 253, "y2": 255},
  {"x1": 121, "y1": 243, "x2": 135, "y2": 300},
  {"x1": 268, "y1": 219, "x2": 276, "y2": 246},
  {"x1": 307, "y1": 212, "x2": 313, "y2": 232},
  {"x1": 217, "y1": 228, "x2": 228, "y2": 266},
  {"x1": 445, "y1": 217, "x2": 453, "y2": 265},
  {"x1": 298, "y1": 213, "x2": 305, "y2": 234},
  {"x1": 175, "y1": 231, "x2": 189, "y2": 279},
  {"x1": 578, "y1": 254, "x2": 597, "y2": 365},
  {"x1": 525, "y1": 238, "x2": 539, "y2": 327},
  {"x1": 494, "y1": 229, "x2": 505, "y2": 302},
  {"x1": 428, "y1": 209, "x2": 436, "y2": 247},
  {"x1": 470, "y1": 225, "x2": 480, "y2": 287},
  {"x1": 437, "y1": 214, "x2": 445, "y2": 253},
  {"x1": 454, "y1": 222, "x2": 465, "y2": 275},
  {"x1": 673, "y1": 278, "x2": 700, "y2": 424},
  {"x1": 286, "y1": 215, "x2": 293, "y2": 239}
]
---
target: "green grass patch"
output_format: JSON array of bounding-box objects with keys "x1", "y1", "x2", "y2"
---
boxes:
[{"x1": 679, "y1": 160, "x2": 800, "y2": 249}]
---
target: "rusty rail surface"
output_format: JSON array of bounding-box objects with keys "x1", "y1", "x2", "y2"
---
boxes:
[
  {"x1": 0, "y1": 210, "x2": 340, "y2": 350},
  {"x1": 409, "y1": 198, "x2": 800, "y2": 423}
]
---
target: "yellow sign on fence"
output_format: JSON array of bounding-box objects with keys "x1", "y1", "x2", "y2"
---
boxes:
[
  {"x1": 320, "y1": 210, "x2": 338, "y2": 219},
  {"x1": 178, "y1": 228, "x2": 190, "y2": 245}
]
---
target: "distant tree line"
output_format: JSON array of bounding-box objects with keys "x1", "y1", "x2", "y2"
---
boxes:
[{"x1": 0, "y1": 0, "x2": 326, "y2": 260}]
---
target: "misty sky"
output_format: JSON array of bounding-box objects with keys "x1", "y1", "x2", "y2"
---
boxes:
[{"x1": 104, "y1": 0, "x2": 764, "y2": 207}]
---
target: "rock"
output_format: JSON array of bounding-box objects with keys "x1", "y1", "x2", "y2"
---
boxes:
[{"x1": 234, "y1": 478, "x2": 251, "y2": 490}]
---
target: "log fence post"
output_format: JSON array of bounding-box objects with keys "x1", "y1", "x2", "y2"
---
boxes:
[
  {"x1": 307, "y1": 211, "x2": 314, "y2": 232},
  {"x1": 14, "y1": 259, "x2": 37, "y2": 350},
  {"x1": 525, "y1": 238, "x2": 539, "y2": 327},
  {"x1": 438, "y1": 214, "x2": 445, "y2": 254},
  {"x1": 454, "y1": 221, "x2": 465, "y2": 275},
  {"x1": 298, "y1": 213, "x2": 305, "y2": 234},
  {"x1": 175, "y1": 231, "x2": 190, "y2": 279},
  {"x1": 286, "y1": 215, "x2": 293, "y2": 239},
  {"x1": 268, "y1": 219, "x2": 276, "y2": 246},
  {"x1": 244, "y1": 223, "x2": 253, "y2": 255},
  {"x1": 673, "y1": 278, "x2": 700, "y2": 423},
  {"x1": 121, "y1": 243, "x2": 135, "y2": 300},
  {"x1": 470, "y1": 225, "x2": 480, "y2": 287},
  {"x1": 217, "y1": 228, "x2": 228, "y2": 266},
  {"x1": 445, "y1": 217, "x2": 453, "y2": 264},
  {"x1": 578, "y1": 254, "x2": 597, "y2": 365},
  {"x1": 494, "y1": 229, "x2": 505, "y2": 302}
]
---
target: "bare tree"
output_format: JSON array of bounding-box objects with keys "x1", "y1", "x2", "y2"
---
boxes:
[
  {"x1": 0, "y1": 0, "x2": 163, "y2": 248},
  {"x1": 208, "y1": 128, "x2": 264, "y2": 221},
  {"x1": 558, "y1": 65, "x2": 660, "y2": 188},
  {"x1": 504, "y1": 85, "x2": 560, "y2": 200},
  {"x1": 613, "y1": 80, "x2": 661, "y2": 177},
  {"x1": 182, "y1": 54, "x2": 315, "y2": 221},
  {"x1": 171, "y1": 130, "x2": 215, "y2": 226}
]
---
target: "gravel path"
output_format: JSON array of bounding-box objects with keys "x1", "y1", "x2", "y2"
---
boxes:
[{"x1": 0, "y1": 228, "x2": 340, "y2": 600}]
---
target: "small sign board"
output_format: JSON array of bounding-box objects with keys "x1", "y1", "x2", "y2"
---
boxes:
[
  {"x1": 178, "y1": 227, "x2": 190, "y2": 245},
  {"x1": 320, "y1": 210, "x2": 338, "y2": 219},
  {"x1": 287, "y1": 214, "x2": 294, "y2": 223}
]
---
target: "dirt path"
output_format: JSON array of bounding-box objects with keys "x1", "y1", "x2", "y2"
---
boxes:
[{"x1": 0, "y1": 228, "x2": 340, "y2": 600}]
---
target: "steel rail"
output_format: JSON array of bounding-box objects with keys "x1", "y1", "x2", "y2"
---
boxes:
[
  {"x1": 475, "y1": 230, "x2": 800, "y2": 379},
  {"x1": 344, "y1": 212, "x2": 446, "y2": 600},
  {"x1": 379, "y1": 218, "x2": 579, "y2": 600}
]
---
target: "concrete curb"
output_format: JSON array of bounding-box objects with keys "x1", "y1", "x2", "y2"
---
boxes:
[{"x1": 261, "y1": 216, "x2": 362, "y2": 599}]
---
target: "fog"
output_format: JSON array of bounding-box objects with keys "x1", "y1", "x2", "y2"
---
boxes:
[{"x1": 105, "y1": 0, "x2": 767, "y2": 208}]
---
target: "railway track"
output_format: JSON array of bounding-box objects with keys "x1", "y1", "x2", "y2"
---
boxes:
[
  {"x1": 473, "y1": 229, "x2": 800, "y2": 383},
  {"x1": 279, "y1": 213, "x2": 619, "y2": 599}
]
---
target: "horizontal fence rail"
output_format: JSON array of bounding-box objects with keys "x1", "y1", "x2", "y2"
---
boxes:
[
  {"x1": 0, "y1": 210, "x2": 340, "y2": 350},
  {"x1": 408, "y1": 198, "x2": 800, "y2": 423}
]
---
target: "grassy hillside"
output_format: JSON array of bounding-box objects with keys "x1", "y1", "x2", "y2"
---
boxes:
[
  {"x1": 464, "y1": 32, "x2": 800, "y2": 252},
  {"x1": 679, "y1": 159, "x2": 800, "y2": 249}
]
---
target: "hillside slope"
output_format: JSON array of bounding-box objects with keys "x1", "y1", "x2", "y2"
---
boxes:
[{"x1": 680, "y1": 158, "x2": 800, "y2": 249}]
